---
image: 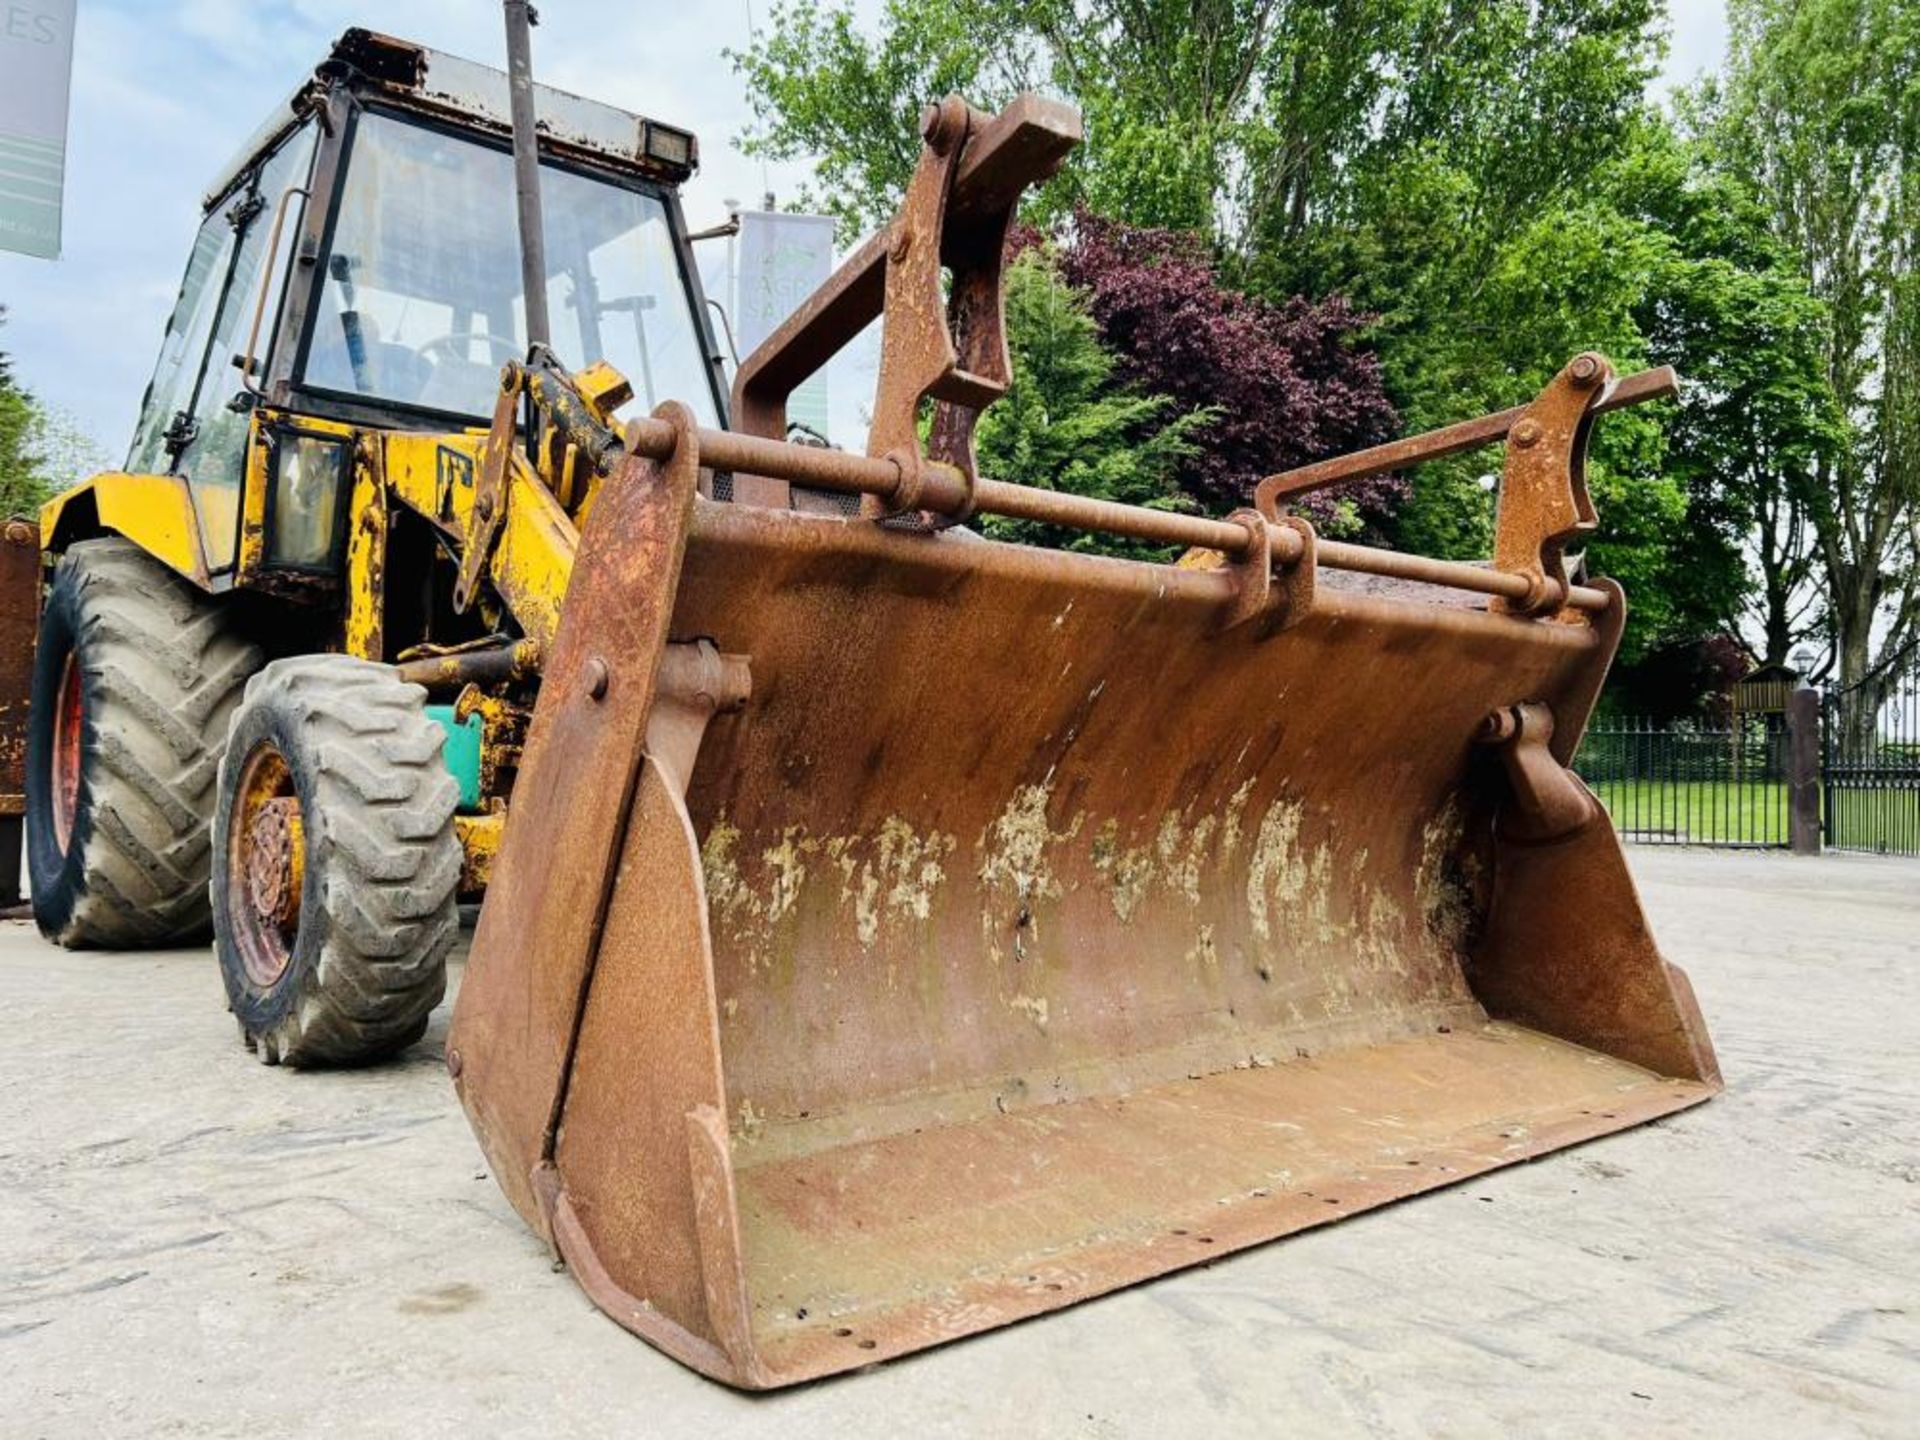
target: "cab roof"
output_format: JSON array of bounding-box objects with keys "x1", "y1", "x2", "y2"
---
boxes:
[{"x1": 203, "y1": 28, "x2": 699, "y2": 212}]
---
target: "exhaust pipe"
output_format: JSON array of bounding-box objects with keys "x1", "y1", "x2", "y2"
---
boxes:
[{"x1": 502, "y1": 0, "x2": 550, "y2": 350}]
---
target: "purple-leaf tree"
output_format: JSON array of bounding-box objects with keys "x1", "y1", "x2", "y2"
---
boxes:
[{"x1": 1042, "y1": 211, "x2": 1404, "y2": 535}]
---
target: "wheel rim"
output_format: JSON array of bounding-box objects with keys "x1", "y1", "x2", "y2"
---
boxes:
[
  {"x1": 226, "y1": 741, "x2": 304, "y2": 988},
  {"x1": 50, "y1": 651, "x2": 84, "y2": 855}
]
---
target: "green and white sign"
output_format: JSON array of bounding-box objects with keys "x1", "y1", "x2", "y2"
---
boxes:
[
  {"x1": 0, "y1": 1, "x2": 77, "y2": 260},
  {"x1": 736, "y1": 211, "x2": 835, "y2": 436}
]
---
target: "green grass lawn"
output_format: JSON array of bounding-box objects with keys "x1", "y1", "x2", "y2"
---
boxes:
[
  {"x1": 1586, "y1": 779, "x2": 1788, "y2": 845},
  {"x1": 1824, "y1": 788, "x2": 1920, "y2": 854},
  {"x1": 1585, "y1": 778, "x2": 1920, "y2": 851}
]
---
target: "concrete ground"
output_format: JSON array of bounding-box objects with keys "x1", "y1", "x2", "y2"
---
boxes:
[{"x1": 0, "y1": 848, "x2": 1914, "y2": 1439}]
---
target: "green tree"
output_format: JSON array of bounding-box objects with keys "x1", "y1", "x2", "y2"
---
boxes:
[
  {"x1": 1352, "y1": 143, "x2": 1746, "y2": 664},
  {"x1": 733, "y1": 0, "x2": 1662, "y2": 266},
  {"x1": 1703, "y1": 0, "x2": 1920, "y2": 725},
  {"x1": 0, "y1": 388, "x2": 44, "y2": 517},
  {"x1": 730, "y1": 0, "x2": 1016, "y2": 237},
  {"x1": 1392, "y1": 117, "x2": 1846, "y2": 668},
  {"x1": 973, "y1": 247, "x2": 1213, "y2": 558},
  {"x1": 0, "y1": 307, "x2": 51, "y2": 517},
  {"x1": 1615, "y1": 119, "x2": 1842, "y2": 667},
  {"x1": 734, "y1": 0, "x2": 1854, "y2": 680}
]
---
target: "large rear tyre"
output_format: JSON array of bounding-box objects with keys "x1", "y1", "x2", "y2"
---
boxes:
[
  {"x1": 212, "y1": 656, "x2": 460, "y2": 1066},
  {"x1": 25, "y1": 538, "x2": 262, "y2": 947}
]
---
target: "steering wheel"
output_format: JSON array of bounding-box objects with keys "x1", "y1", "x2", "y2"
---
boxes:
[{"x1": 416, "y1": 331, "x2": 522, "y2": 366}]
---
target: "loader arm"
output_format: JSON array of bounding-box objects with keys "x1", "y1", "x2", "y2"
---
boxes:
[
  {"x1": 356, "y1": 424, "x2": 577, "y2": 662},
  {"x1": 363, "y1": 350, "x2": 670, "y2": 669}
]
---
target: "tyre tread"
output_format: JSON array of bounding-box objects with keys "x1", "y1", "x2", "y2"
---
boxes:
[
  {"x1": 48, "y1": 538, "x2": 261, "y2": 947},
  {"x1": 216, "y1": 655, "x2": 459, "y2": 1066}
]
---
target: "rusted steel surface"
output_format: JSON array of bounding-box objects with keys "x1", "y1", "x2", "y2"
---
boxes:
[
  {"x1": 448, "y1": 93, "x2": 1711, "y2": 1390},
  {"x1": 452, "y1": 812, "x2": 501, "y2": 898},
  {"x1": 1254, "y1": 356, "x2": 1675, "y2": 618},
  {"x1": 618, "y1": 415, "x2": 1615, "y2": 612},
  {"x1": 1489, "y1": 353, "x2": 1608, "y2": 617},
  {"x1": 224, "y1": 744, "x2": 301, "y2": 989},
  {"x1": 549, "y1": 758, "x2": 745, "y2": 1376},
  {"x1": 245, "y1": 796, "x2": 304, "y2": 933},
  {"x1": 1311, "y1": 535, "x2": 1610, "y2": 612},
  {"x1": 728, "y1": 95, "x2": 1080, "y2": 513},
  {"x1": 0, "y1": 520, "x2": 37, "y2": 905},
  {"x1": 392, "y1": 638, "x2": 542, "y2": 692},
  {"x1": 1478, "y1": 703, "x2": 1599, "y2": 841},
  {"x1": 456, "y1": 487, "x2": 1718, "y2": 1388},
  {"x1": 453, "y1": 370, "x2": 521, "y2": 615},
  {"x1": 865, "y1": 99, "x2": 1000, "y2": 467},
  {"x1": 447, "y1": 402, "x2": 703, "y2": 1234},
  {"x1": 729, "y1": 1031, "x2": 1706, "y2": 1382},
  {"x1": 1253, "y1": 363, "x2": 1679, "y2": 510}
]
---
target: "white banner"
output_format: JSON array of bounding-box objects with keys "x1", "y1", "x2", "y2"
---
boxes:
[
  {"x1": 0, "y1": 0, "x2": 78, "y2": 259},
  {"x1": 734, "y1": 210, "x2": 835, "y2": 435}
]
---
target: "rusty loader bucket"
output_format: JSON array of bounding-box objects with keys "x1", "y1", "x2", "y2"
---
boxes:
[
  {"x1": 449, "y1": 97, "x2": 1719, "y2": 1388},
  {"x1": 0, "y1": 518, "x2": 38, "y2": 908}
]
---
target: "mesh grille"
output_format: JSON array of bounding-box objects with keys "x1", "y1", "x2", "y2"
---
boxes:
[
  {"x1": 709, "y1": 470, "x2": 867, "y2": 518},
  {"x1": 800, "y1": 487, "x2": 864, "y2": 518}
]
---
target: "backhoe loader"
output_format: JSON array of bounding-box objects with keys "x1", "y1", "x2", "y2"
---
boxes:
[{"x1": 7, "y1": 27, "x2": 1718, "y2": 1388}]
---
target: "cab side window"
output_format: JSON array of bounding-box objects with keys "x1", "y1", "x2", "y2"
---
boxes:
[
  {"x1": 123, "y1": 124, "x2": 316, "y2": 571},
  {"x1": 125, "y1": 214, "x2": 236, "y2": 477},
  {"x1": 175, "y1": 128, "x2": 317, "y2": 570}
]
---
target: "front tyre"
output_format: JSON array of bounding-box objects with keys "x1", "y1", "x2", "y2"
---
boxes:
[
  {"x1": 213, "y1": 656, "x2": 460, "y2": 1066},
  {"x1": 25, "y1": 538, "x2": 262, "y2": 947}
]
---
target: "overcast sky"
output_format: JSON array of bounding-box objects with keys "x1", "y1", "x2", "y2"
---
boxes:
[{"x1": 0, "y1": 0, "x2": 1729, "y2": 463}]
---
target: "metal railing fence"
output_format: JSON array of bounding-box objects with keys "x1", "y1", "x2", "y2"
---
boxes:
[
  {"x1": 1577, "y1": 715, "x2": 1791, "y2": 848},
  {"x1": 1824, "y1": 677, "x2": 1920, "y2": 856}
]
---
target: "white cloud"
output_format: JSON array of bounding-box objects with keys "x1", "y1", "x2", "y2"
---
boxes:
[
  {"x1": 0, "y1": 0, "x2": 863, "y2": 456},
  {"x1": 1661, "y1": 0, "x2": 1730, "y2": 95}
]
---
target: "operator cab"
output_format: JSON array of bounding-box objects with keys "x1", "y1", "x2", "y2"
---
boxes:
[{"x1": 123, "y1": 29, "x2": 726, "y2": 577}]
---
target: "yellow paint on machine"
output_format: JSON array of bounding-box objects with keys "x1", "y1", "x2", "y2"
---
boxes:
[{"x1": 40, "y1": 474, "x2": 211, "y2": 585}]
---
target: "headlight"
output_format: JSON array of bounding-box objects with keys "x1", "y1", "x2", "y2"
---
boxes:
[{"x1": 267, "y1": 432, "x2": 350, "y2": 570}]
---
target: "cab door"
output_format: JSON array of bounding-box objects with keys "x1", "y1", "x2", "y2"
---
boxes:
[{"x1": 124, "y1": 124, "x2": 316, "y2": 576}]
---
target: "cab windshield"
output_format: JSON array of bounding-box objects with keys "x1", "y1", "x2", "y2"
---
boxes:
[{"x1": 300, "y1": 110, "x2": 719, "y2": 424}]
